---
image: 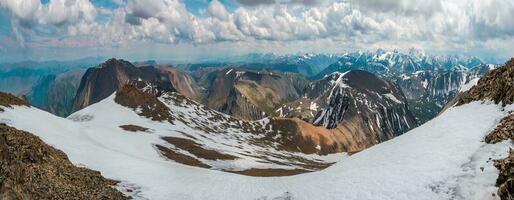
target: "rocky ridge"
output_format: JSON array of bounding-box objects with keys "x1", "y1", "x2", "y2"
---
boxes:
[{"x1": 453, "y1": 58, "x2": 514, "y2": 199}]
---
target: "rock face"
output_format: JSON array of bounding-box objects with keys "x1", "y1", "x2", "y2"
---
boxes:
[
  {"x1": 0, "y1": 124, "x2": 126, "y2": 199},
  {"x1": 278, "y1": 70, "x2": 417, "y2": 151},
  {"x1": 72, "y1": 58, "x2": 200, "y2": 112},
  {"x1": 199, "y1": 68, "x2": 308, "y2": 120},
  {"x1": 27, "y1": 69, "x2": 86, "y2": 117}
]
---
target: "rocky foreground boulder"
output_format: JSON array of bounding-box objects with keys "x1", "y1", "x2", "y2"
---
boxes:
[
  {"x1": 0, "y1": 124, "x2": 127, "y2": 199},
  {"x1": 0, "y1": 92, "x2": 126, "y2": 199}
]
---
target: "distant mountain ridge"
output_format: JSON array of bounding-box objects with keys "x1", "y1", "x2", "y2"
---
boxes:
[
  {"x1": 314, "y1": 49, "x2": 484, "y2": 80},
  {"x1": 182, "y1": 53, "x2": 341, "y2": 77},
  {"x1": 196, "y1": 67, "x2": 308, "y2": 120},
  {"x1": 72, "y1": 58, "x2": 200, "y2": 112},
  {"x1": 311, "y1": 49, "x2": 494, "y2": 123}
]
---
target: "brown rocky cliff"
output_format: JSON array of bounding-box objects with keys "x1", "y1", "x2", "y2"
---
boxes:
[
  {"x1": 72, "y1": 58, "x2": 200, "y2": 112},
  {"x1": 72, "y1": 58, "x2": 139, "y2": 112}
]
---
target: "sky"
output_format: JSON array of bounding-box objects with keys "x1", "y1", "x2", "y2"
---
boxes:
[{"x1": 0, "y1": 0, "x2": 513, "y2": 63}]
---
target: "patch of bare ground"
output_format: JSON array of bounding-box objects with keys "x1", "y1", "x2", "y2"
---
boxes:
[
  {"x1": 119, "y1": 124, "x2": 149, "y2": 132},
  {"x1": 257, "y1": 118, "x2": 342, "y2": 155},
  {"x1": 155, "y1": 144, "x2": 210, "y2": 168},
  {"x1": 224, "y1": 168, "x2": 310, "y2": 177},
  {"x1": 0, "y1": 92, "x2": 28, "y2": 111},
  {"x1": 114, "y1": 84, "x2": 174, "y2": 123},
  {"x1": 0, "y1": 124, "x2": 127, "y2": 199},
  {"x1": 162, "y1": 137, "x2": 237, "y2": 160}
]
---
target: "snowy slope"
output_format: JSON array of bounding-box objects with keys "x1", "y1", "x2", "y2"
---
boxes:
[{"x1": 0, "y1": 99, "x2": 511, "y2": 199}]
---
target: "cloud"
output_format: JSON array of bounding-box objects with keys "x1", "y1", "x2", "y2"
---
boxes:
[
  {"x1": 1, "y1": 0, "x2": 513, "y2": 62},
  {"x1": 0, "y1": 0, "x2": 97, "y2": 27},
  {"x1": 235, "y1": 0, "x2": 327, "y2": 7},
  {"x1": 354, "y1": 0, "x2": 442, "y2": 17},
  {"x1": 207, "y1": 0, "x2": 229, "y2": 21},
  {"x1": 467, "y1": 0, "x2": 514, "y2": 40},
  {"x1": 235, "y1": 0, "x2": 275, "y2": 7}
]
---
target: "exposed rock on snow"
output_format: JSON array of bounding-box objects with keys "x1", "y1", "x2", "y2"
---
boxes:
[
  {"x1": 114, "y1": 84, "x2": 174, "y2": 123},
  {"x1": 485, "y1": 113, "x2": 514, "y2": 144},
  {"x1": 0, "y1": 92, "x2": 28, "y2": 111},
  {"x1": 119, "y1": 124, "x2": 149, "y2": 132},
  {"x1": 68, "y1": 83, "x2": 347, "y2": 176}
]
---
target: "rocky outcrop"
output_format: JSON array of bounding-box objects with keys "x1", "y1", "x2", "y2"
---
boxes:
[
  {"x1": 72, "y1": 58, "x2": 200, "y2": 112},
  {"x1": 457, "y1": 59, "x2": 514, "y2": 106},
  {"x1": 0, "y1": 92, "x2": 28, "y2": 111},
  {"x1": 0, "y1": 124, "x2": 126, "y2": 199},
  {"x1": 114, "y1": 83, "x2": 174, "y2": 123},
  {"x1": 485, "y1": 114, "x2": 514, "y2": 144}
]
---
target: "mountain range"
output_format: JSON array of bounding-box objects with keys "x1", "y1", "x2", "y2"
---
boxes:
[
  {"x1": 0, "y1": 58, "x2": 513, "y2": 199},
  {"x1": 0, "y1": 50, "x2": 512, "y2": 200}
]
